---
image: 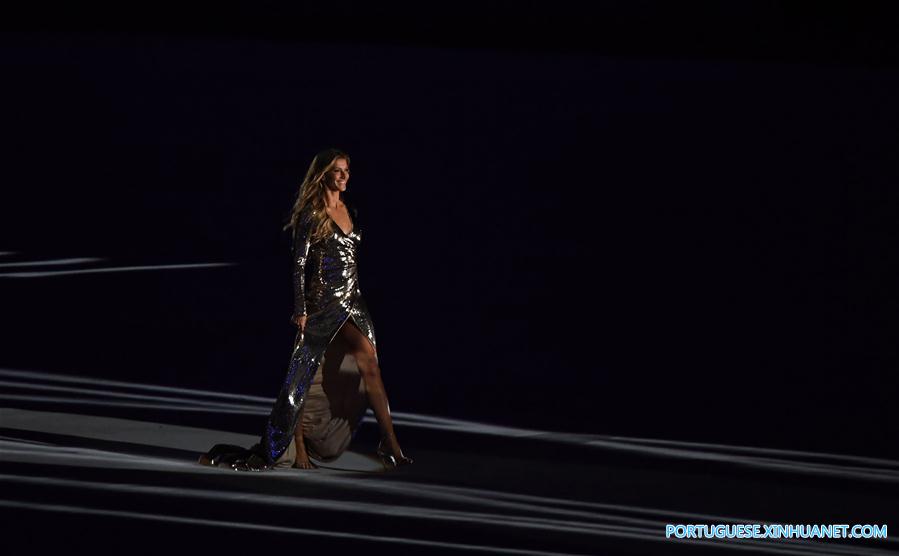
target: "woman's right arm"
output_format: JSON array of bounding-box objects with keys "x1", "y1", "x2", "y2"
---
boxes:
[{"x1": 292, "y1": 209, "x2": 313, "y2": 328}]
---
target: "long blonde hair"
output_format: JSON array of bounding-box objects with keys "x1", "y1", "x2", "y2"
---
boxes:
[{"x1": 283, "y1": 148, "x2": 351, "y2": 243}]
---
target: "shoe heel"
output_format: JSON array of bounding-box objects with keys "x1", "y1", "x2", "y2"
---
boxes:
[
  {"x1": 377, "y1": 439, "x2": 412, "y2": 469},
  {"x1": 376, "y1": 440, "x2": 396, "y2": 468}
]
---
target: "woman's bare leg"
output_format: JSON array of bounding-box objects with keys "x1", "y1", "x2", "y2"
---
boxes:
[{"x1": 337, "y1": 317, "x2": 409, "y2": 461}]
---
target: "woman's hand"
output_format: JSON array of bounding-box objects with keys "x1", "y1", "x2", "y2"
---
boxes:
[{"x1": 294, "y1": 314, "x2": 307, "y2": 333}]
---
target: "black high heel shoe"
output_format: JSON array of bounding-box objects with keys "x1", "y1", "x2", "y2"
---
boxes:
[{"x1": 377, "y1": 438, "x2": 414, "y2": 469}]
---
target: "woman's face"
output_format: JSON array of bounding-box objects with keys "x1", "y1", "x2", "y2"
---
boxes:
[{"x1": 323, "y1": 158, "x2": 350, "y2": 192}]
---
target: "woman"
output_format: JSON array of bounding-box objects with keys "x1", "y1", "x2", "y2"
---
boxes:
[{"x1": 200, "y1": 148, "x2": 413, "y2": 471}]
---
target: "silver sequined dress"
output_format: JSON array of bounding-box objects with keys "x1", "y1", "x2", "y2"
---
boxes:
[
  {"x1": 199, "y1": 199, "x2": 377, "y2": 471},
  {"x1": 259, "y1": 200, "x2": 377, "y2": 464}
]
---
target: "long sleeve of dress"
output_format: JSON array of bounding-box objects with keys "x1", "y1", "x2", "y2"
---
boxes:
[{"x1": 292, "y1": 209, "x2": 313, "y2": 320}]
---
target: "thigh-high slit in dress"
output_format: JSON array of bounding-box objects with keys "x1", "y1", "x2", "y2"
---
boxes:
[{"x1": 200, "y1": 200, "x2": 377, "y2": 471}]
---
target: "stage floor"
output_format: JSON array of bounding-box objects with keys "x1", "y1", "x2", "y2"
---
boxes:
[{"x1": 2, "y1": 394, "x2": 897, "y2": 555}]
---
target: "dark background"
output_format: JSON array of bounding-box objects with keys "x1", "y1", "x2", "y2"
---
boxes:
[{"x1": 2, "y1": 2, "x2": 898, "y2": 457}]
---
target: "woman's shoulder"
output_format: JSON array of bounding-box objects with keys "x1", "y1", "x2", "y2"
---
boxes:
[
  {"x1": 298, "y1": 203, "x2": 318, "y2": 224},
  {"x1": 289, "y1": 205, "x2": 317, "y2": 242}
]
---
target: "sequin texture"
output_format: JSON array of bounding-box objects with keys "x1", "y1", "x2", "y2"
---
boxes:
[{"x1": 260, "y1": 201, "x2": 377, "y2": 465}]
